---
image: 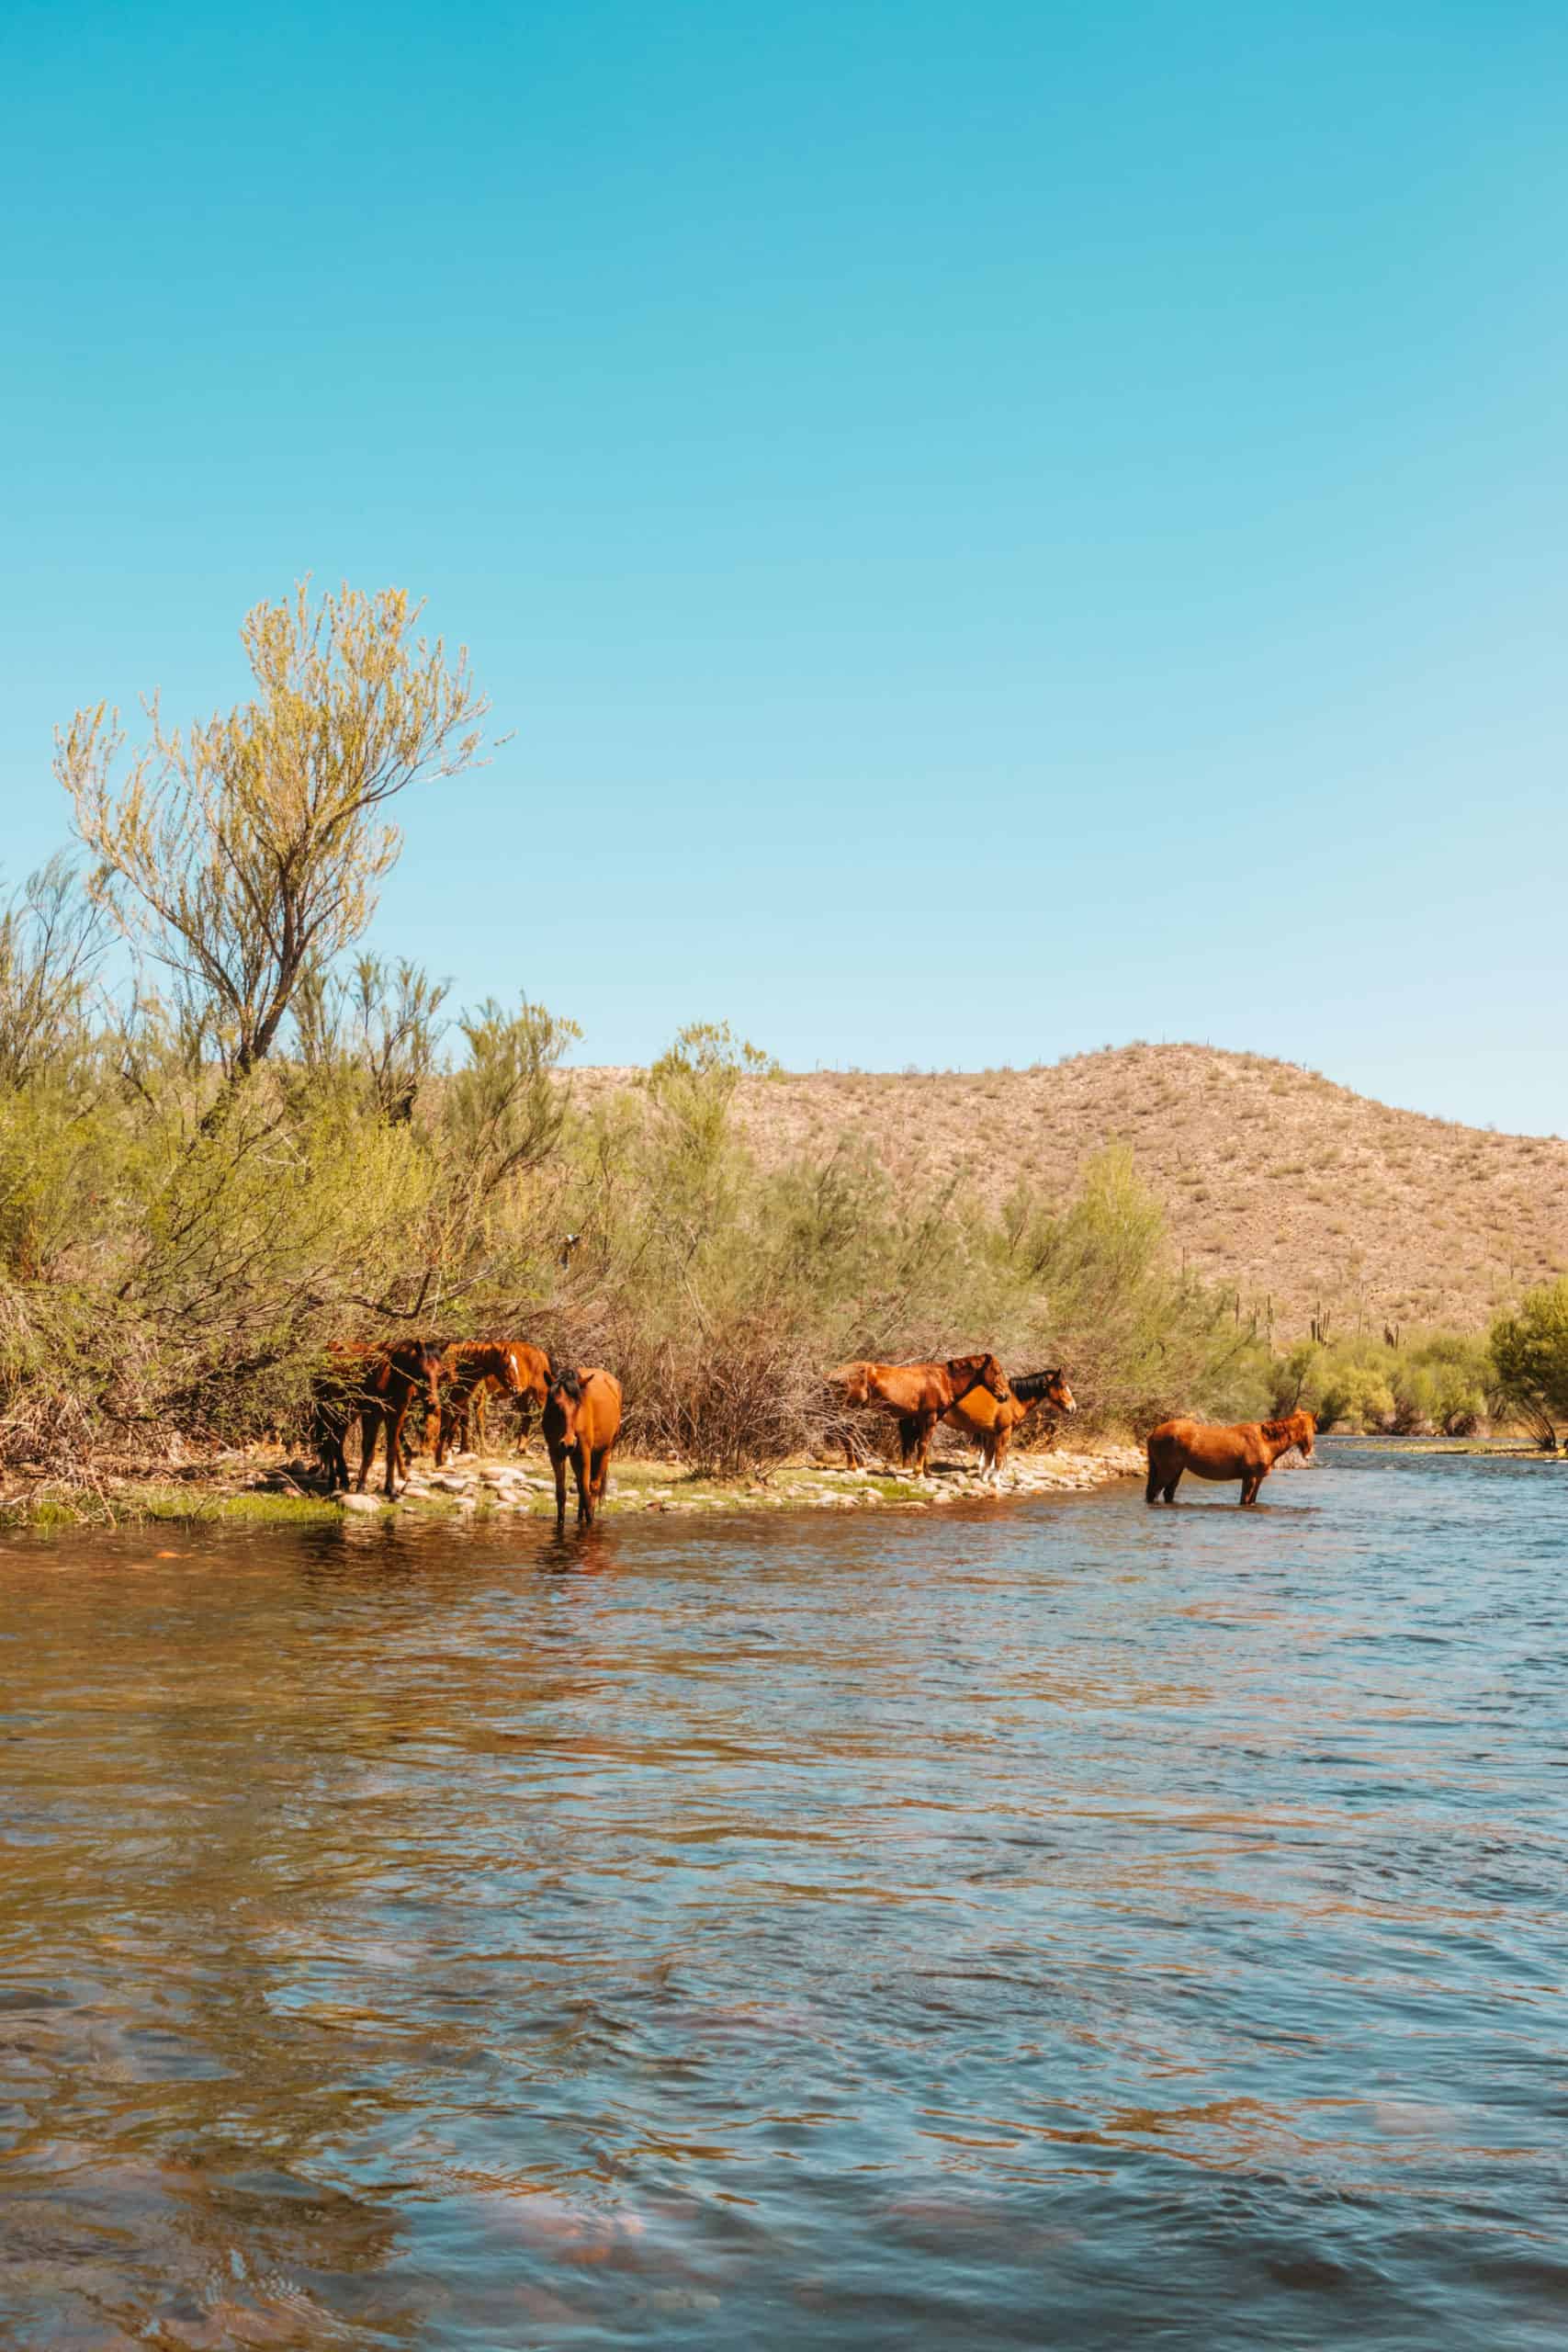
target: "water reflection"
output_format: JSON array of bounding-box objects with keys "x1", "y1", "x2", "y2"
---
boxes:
[{"x1": 2, "y1": 1451, "x2": 1566, "y2": 2346}]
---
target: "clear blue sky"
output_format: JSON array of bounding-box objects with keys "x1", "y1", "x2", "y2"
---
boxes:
[{"x1": 3, "y1": 1, "x2": 1564, "y2": 1129}]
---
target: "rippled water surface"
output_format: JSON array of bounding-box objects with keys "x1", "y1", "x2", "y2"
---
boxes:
[{"x1": 3, "y1": 1446, "x2": 1567, "y2": 2348}]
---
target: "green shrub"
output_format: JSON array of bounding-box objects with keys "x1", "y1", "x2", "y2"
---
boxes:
[
  {"x1": 1490, "y1": 1280, "x2": 1568, "y2": 1447},
  {"x1": 1271, "y1": 1329, "x2": 1493, "y2": 1435}
]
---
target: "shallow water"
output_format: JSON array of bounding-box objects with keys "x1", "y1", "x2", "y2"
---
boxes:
[{"x1": 2, "y1": 1446, "x2": 1565, "y2": 2348}]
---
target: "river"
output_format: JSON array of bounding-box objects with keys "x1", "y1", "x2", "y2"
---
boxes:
[{"x1": 2, "y1": 1445, "x2": 1564, "y2": 2348}]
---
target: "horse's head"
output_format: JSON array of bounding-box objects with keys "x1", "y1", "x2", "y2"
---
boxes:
[
  {"x1": 412, "y1": 1338, "x2": 446, "y2": 1416},
  {"x1": 1266, "y1": 1407, "x2": 1316, "y2": 1460},
  {"x1": 502, "y1": 1342, "x2": 552, "y2": 1407},
  {"x1": 948, "y1": 1352, "x2": 1010, "y2": 1403},
  {"x1": 831, "y1": 1360, "x2": 874, "y2": 1407},
  {"x1": 545, "y1": 1363, "x2": 586, "y2": 1441},
  {"x1": 1040, "y1": 1369, "x2": 1077, "y2": 1416},
  {"x1": 378, "y1": 1337, "x2": 445, "y2": 1430}
]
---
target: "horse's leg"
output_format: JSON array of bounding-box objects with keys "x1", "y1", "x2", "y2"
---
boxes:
[
  {"x1": 385, "y1": 1403, "x2": 405, "y2": 1497},
  {"x1": 399, "y1": 1381, "x2": 426, "y2": 1487},
  {"x1": 516, "y1": 1404, "x2": 533, "y2": 1457},
  {"x1": 354, "y1": 1405, "x2": 376, "y2": 1492},
  {"x1": 550, "y1": 1444, "x2": 569, "y2": 1533},
  {"x1": 591, "y1": 1445, "x2": 611, "y2": 1512},
  {"x1": 914, "y1": 1410, "x2": 936, "y2": 1476},
  {"x1": 472, "y1": 1387, "x2": 488, "y2": 1455},
  {"x1": 575, "y1": 1438, "x2": 592, "y2": 1525},
  {"x1": 319, "y1": 1407, "x2": 347, "y2": 1490},
  {"x1": 1162, "y1": 1469, "x2": 1181, "y2": 1503},
  {"x1": 1145, "y1": 1456, "x2": 1161, "y2": 1504}
]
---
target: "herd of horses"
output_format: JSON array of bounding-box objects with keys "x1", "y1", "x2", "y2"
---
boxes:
[
  {"x1": 310, "y1": 1338, "x2": 621, "y2": 1531},
  {"x1": 310, "y1": 1336, "x2": 1318, "y2": 1529}
]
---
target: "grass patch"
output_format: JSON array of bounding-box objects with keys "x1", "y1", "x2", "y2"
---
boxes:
[
  {"x1": 0, "y1": 1485, "x2": 348, "y2": 1531},
  {"x1": 132, "y1": 1488, "x2": 346, "y2": 1526}
]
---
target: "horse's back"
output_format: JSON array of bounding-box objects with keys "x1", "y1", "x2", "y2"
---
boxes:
[
  {"x1": 1147, "y1": 1416, "x2": 1261, "y2": 1478},
  {"x1": 874, "y1": 1363, "x2": 946, "y2": 1414},
  {"x1": 581, "y1": 1368, "x2": 623, "y2": 1450}
]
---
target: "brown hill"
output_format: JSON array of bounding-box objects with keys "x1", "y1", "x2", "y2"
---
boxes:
[{"x1": 570, "y1": 1045, "x2": 1567, "y2": 1339}]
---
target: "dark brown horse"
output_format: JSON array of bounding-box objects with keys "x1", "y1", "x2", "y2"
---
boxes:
[
  {"x1": 542, "y1": 1365, "x2": 624, "y2": 1531},
  {"x1": 1145, "y1": 1408, "x2": 1316, "y2": 1507},
  {"x1": 831, "y1": 1352, "x2": 1011, "y2": 1476},
  {"x1": 913, "y1": 1366, "x2": 1077, "y2": 1483},
  {"x1": 312, "y1": 1338, "x2": 445, "y2": 1498}
]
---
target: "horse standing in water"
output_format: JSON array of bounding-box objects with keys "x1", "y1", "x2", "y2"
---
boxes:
[
  {"x1": 1145, "y1": 1408, "x2": 1316, "y2": 1507},
  {"x1": 543, "y1": 1365, "x2": 624, "y2": 1531}
]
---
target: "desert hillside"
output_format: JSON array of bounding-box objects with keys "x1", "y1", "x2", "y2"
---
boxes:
[{"x1": 570, "y1": 1045, "x2": 1567, "y2": 1338}]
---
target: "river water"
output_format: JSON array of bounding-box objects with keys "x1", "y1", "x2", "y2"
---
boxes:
[{"x1": 2, "y1": 1446, "x2": 1565, "y2": 2349}]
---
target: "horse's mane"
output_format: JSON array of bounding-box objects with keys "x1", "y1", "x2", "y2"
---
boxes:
[
  {"x1": 548, "y1": 1362, "x2": 582, "y2": 1400},
  {"x1": 1009, "y1": 1370, "x2": 1064, "y2": 1404},
  {"x1": 1260, "y1": 1412, "x2": 1309, "y2": 1442}
]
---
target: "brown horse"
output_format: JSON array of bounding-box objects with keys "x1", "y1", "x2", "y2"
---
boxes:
[
  {"x1": 312, "y1": 1338, "x2": 445, "y2": 1498},
  {"x1": 543, "y1": 1365, "x2": 624, "y2": 1531},
  {"x1": 497, "y1": 1341, "x2": 553, "y2": 1454},
  {"x1": 916, "y1": 1366, "x2": 1077, "y2": 1484},
  {"x1": 1145, "y1": 1408, "x2": 1316, "y2": 1507},
  {"x1": 831, "y1": 1352, "x2": 1011, "y2": 1476},
  {"x1": 432, "y1": 1340, "x2": 549, "y2": 1464}
]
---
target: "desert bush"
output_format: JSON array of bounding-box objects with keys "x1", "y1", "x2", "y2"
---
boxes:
[
  {"x1": 1270, "y1": 1329, "x2": 1492, "y2": 1435},
  {"x1": 1490, "y1": 1280, "x2": 1568, "y2": 1448}
]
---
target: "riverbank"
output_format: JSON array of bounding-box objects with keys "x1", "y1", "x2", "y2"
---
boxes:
[
  {"x1": 0, "y1": 1439, "x2": 1147, "y2": 1529},
  {"x1": 1328, "y1": 1433, "x2": 1568, "y2": 1459}
]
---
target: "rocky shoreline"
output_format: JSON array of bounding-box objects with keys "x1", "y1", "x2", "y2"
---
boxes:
[{"x1": 0, "y1": 1442, "x2": 1147, "y2": 1529}]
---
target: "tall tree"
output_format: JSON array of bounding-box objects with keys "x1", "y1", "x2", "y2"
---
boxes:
[{"x1": 56, "y1": 583, "x2": 490, "y2": 1087}]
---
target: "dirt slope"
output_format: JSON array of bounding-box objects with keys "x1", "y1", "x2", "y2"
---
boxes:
[{"x1": 570, "y1": 1045, "x2": 1567, "y2": 1337}]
